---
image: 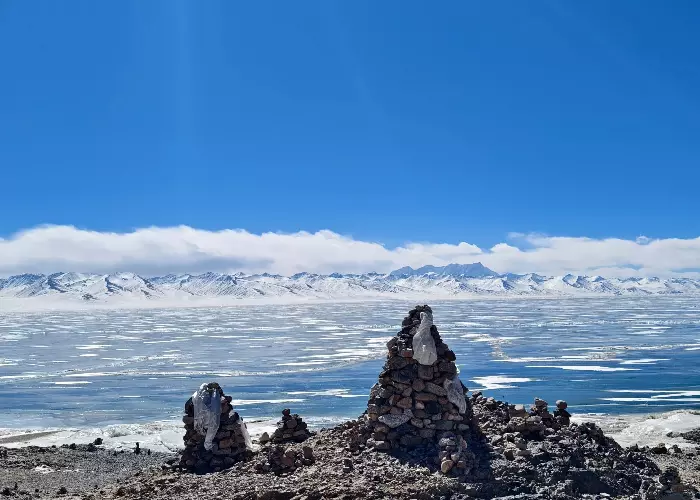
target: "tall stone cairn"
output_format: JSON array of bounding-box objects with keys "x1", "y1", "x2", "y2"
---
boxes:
[
  {"x1": 180, "y1": 382, "x2": 252, "y2": 473},
  {"x1": 364, "y1": 305, "x2": 476, "y2": 476}
]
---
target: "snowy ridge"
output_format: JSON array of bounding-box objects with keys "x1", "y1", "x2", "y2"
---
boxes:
[{"x1": 2, "y1": 263, "x2": 700, "y2": 305}]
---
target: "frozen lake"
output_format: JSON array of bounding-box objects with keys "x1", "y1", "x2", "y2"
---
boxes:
[{"x1": 1, "y1": 297, "x2": 700, "y2": 451}]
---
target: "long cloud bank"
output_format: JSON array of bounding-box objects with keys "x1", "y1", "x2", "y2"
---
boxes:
[{"x1": 0, "y1": 225, "x2": 698, "y2": 278}]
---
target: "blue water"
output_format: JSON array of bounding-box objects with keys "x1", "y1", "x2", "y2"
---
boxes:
[{"x1": 1, "y1": 297, "x2": 699, "y2": 432}]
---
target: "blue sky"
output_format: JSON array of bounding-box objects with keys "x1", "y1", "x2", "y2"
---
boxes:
[{"x1": 1, "y1": 1, "x2": 700, "y2": 276}]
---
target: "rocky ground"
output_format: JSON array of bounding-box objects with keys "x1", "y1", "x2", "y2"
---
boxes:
[
  {"x1": 2, "y1": 415, "x2": 699, "y2": 499},
  {"x1": 652, "y1": 452, "x2": 700, "y2": 497},
  {"x1": 0, "y1": 443, "x2": 170, "y2": 499}
]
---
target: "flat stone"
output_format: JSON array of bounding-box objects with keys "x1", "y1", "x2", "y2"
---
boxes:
[
  {"x1": 391, "y1": 371, "x2": 413, "y2": 385},
  {"x1": 439, "y1": 438, "x2": 457, "y2": 447},
  {"x1": 397, "y1": 397, "x2": 413, "y2": 409},
  {"x1": 425, "y1": 382, "x2": 447, "y2": 396},
  {"x1": 418, "y1": 365, "x2": 434, "y2": 380},
  {"x1": 441, "y1": 459, "x2": 455, "y2": 473},
  {"x1": 410, "y1": 418, "x2": 424, "y2": 428},
  {"x1": 391, "y1": 381, "x2": 410, "y2": 391},
  {"x1": 415, "y1": 392, "x2": 437, "y2": 402},
  {"x1": 387, "y1": 357, "x2": 409, "y2": 370},
  {"x1": 378, "y1": 387, "x2": 394, "y2": 398},
  {"x1": 374, "y1": 423, "x2": 390, "y2": 433},
  {"x1": 439, "y1": 361, "x2": 457, "y2": 375},
  {"x1": 412, "y1": 379, "x2": 425, "y2": 392},
  {"x1": 378, "y1": 411, "x2": 412, "y2": 428}
]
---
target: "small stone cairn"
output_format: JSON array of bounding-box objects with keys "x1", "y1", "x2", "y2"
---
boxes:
[
  {"x1": 254, "y1": 445, "x2": 315, "y2": 475},
  {"x1": 503, "y1": 397, "x2": 570, "y2": 440},
  {"x1": 259, "y1": 409, "x2": 313, "y2": 445},
  {"x1": 255, "y1": 409, "x2": 315, "y2": 474},
  {"x1": 553, "y1": 399, "x2": 571, "y2": 425},
  {"x1": 364, "y1": 305, "x2": 476, "y2": 476},
  {"x1": 180, "y1": 382, "x2": 252, "y2": 473}
]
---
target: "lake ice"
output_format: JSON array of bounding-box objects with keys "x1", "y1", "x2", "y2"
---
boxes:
[{"x1": 1, "y1": 297, "x2": 699, "y2": 451}]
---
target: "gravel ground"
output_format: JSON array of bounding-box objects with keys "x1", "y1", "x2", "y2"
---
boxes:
[
  {"x1": 0, "y1": 444, "x2": 174, "y2": 499},
  {"x1": 651, "y1": 450, "x2": 700, "y2": 493},
  {"x1": 1, "y1": 428, "x2": 699, "y2": 500}
]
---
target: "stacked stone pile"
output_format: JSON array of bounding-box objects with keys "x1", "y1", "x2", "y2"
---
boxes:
[
  {"x1": 525, "y1": 396, "x2": 557, "y2": 430},
  {"x1": 468, "y1": 393, "x2": 684, "y2": 497},
  {"x1": 254, "y1": 445, "x2": 315, "y2": 474},
  {"x1": 259, "y1": 409, "x2": 313, "y2": 444},
  {"x1": 363, "y1": 305, "x2": 476, "y2": 476},
  {"x1": 553, "y1": 399, "x2": 571, "y2": 425},
  {"x1": 180, "y1": 382, "x2": 252, "y2": 473}
]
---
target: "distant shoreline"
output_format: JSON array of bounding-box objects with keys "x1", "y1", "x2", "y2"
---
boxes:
[{"x1": 1, "y1": 292, "x2": 695, "y2": 314}]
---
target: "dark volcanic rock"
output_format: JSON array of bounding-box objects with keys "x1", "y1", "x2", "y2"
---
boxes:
[{"x1": 682, "y1": 428, "x2": 700, "y2": 444}]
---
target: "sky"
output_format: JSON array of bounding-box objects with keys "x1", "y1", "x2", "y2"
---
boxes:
[{"x1": 1, "y1": 1, "x2": 699, "y2": 277}]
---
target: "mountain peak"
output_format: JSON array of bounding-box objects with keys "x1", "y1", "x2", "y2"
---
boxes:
[
  {"x1": 388, "y1": 262, "x2": 498, "y2": 278},
  {"x1": 2, "y1": 269, "x2": 700, "y2": 305}
]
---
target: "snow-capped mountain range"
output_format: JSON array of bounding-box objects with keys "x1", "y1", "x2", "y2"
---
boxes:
[{"x1": 1, "y1": 263, "x2": 699, "y2": 306}]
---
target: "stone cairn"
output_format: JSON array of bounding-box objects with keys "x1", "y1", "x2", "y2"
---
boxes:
[
  {"x1": 259, "y1": 409, "x2": 313, "y2": 445},
  {"x1": 553, "y1": 399, "x2": 571, "y2": 425},
  {"x1": 255, "y1": 409, "x2": 315, "y2": 474},
  {"x1": 180, "y1": 382, "x2": 252, "y2": 473},
  {"x1": 364, "y1": 304, "x2": 476, "y2": 476},
  {"x1": 254, "y1": 444, "x2": 315, "y2": 475}
]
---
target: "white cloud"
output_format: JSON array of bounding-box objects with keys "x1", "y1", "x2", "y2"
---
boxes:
[{"x1": 0, "y1": 225, "x2": 699, "y2": 277}]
